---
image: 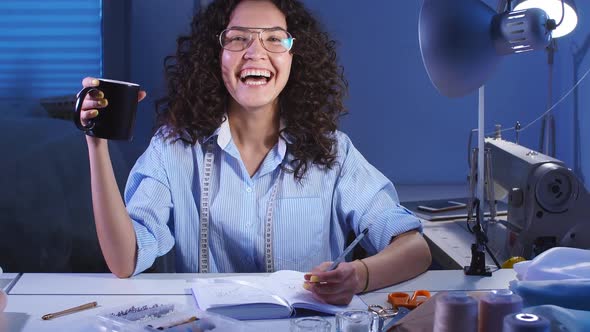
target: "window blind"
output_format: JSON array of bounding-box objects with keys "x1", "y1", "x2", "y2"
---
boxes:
[{"x1": 0, "y1": 0, "x2": 102, "y2": 100}]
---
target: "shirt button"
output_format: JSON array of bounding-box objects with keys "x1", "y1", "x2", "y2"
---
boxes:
[{"x1": 246, "y1": 187, "x2": 252, "y2": 193}]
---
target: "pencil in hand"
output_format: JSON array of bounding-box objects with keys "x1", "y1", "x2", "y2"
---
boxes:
[
  {"x1": 41, "y1": 301, "x2": 98, "y2": 320},
  {"x1": 303, "y1": 227, "x2": 369, "y2": 288},
  {"x1": 327, "y1": 227, "x2": 369, "y2": 271}
]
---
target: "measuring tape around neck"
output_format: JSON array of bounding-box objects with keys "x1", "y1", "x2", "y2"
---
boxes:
[{"x1": 198, "y1": 142, "x2": 283, "y2": 273}]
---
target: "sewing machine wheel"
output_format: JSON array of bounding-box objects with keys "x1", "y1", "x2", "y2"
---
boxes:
[{"x1": 534, "y1": 164, "x2": 578, "y2": 213}]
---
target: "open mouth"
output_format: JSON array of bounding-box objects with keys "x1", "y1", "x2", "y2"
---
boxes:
[{"x1": 239, "y1": 69, "x2": 273, "y2": 86}]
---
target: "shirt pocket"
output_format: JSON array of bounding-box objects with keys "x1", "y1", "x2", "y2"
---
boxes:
[{"x1": 273, "y1": 197, "x2": 326, "y2": 272}]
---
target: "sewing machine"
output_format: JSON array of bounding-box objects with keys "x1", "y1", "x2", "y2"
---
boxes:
[{"x1": 484, "y1": 138, "x2": 590, "y2": 259}]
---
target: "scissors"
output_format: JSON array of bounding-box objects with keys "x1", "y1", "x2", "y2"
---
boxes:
[
  {"x1": 387, "y1": 290, "x2": 431, "y2": 310},
  {"x1": 368, "y1": 304, "x2": 410, "y2": 331},
  {"x1": 368, "y1": 304, "x2": 399, "y2": 319}
]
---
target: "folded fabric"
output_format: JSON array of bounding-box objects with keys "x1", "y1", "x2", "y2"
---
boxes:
[
  {"x1": 524, "y1": 305, "x2": 590, "y2": 332},
  {"x1": 513, "y1": 247, "x2": 590, "y2": 281},
  {"x1": 510, "y1": 279, "x2": 590, "y2": 310}
]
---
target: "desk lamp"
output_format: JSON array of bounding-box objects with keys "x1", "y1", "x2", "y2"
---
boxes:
[{"x1": 418, "y1": 0, "x2": 578, "y2": 275}]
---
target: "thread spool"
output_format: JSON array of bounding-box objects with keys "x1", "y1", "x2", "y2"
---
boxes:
[
  {"x1": 479, "y1": 289, "x2": 523, "y2": 332},
  {"x1": 503, "y1": 313, "x2": 550, "y2": 332},
  {"x1": 433, "y1": 292, "x2": 478, "y2": 332}
]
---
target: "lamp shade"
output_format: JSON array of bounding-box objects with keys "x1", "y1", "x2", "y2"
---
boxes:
[
  {"x1": 514, "y1": 0, "x2": 577, "y2": 38},
  {"x1": 419, "y1": 0, "x2": 499, "y2": 97},
  {"x1": 419, "y1": 0, "x2": 552, "y2": 98}
]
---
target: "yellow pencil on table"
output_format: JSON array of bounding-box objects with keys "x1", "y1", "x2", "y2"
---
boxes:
[{"x1": 41, "y1": 301, "x2": 98, "y2": 320}]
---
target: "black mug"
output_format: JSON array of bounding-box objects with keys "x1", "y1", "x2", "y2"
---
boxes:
[{"x1": 74, "y1": 78, "x2": 140, "y2": 141}]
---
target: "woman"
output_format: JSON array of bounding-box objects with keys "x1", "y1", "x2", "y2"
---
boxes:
[{"x1": 79, "y1": 0, "x2": 431, "y2": 305}]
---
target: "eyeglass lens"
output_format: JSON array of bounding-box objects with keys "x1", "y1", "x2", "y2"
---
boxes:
[{"x1": 220, "y1": 28, "x2": 293, "y2": 53}]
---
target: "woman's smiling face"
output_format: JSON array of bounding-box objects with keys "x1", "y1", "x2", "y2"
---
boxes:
[{"x1": 220, "y1": 0, "x2": 293, "y2": 112}]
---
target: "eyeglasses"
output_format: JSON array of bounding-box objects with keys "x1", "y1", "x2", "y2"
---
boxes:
[{"x1": 219, "y1": 27, "x2": 294, "y2": 53}]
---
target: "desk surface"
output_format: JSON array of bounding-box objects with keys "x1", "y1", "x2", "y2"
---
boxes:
[
  {"x1": 10, "y1": 269, "x2": 515, "y2": 296},
  {"x1": 10, "y1": 273, "x2": 193, "y2": 295},
  {"x1": 3, "y1": 270, "x2": 517, "y2": 332}
]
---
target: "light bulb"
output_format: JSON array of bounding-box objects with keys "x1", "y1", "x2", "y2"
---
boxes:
[{"x1": 514, "y1": 0, "x2": 578, "y2": 38}]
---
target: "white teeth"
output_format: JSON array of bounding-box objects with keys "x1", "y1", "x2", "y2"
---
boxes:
[
  {"x1": 244, "y1": 80, "x2": 267, "y2": 86},
  {"x1": 240, "y1": 69, "x2": 271, "y2": 79}
]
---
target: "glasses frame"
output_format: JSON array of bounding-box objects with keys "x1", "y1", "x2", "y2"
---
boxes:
[{"x1": 218, "y1": 27, "x2": 295, "y2": 53}]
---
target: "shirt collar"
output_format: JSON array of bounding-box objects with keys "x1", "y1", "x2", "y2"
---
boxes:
[
  {"x1": 216, "y1": 118, "x2": 232, "y2": 149},
  {"x1": 204, "y1": 115, "x2": 289, "y2": 161}
]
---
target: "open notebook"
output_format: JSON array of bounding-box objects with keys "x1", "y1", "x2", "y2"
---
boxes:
[{"x1": 190, "y1": 270, "x2": 366, "y2": 320}]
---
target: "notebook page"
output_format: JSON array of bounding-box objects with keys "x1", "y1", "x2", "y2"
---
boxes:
[
  {"x1": 191, "y1": 271, "x2": 366, "y2": 317},
  {"x1": 191, "y1": 278, "x2": 288, "y2": 309},
  {"x1": 191, "y1": 277, "x2": 294, "y2": 319},
  {"x1": 267, "y1": 270, "x2": 367, "y2": 314}
]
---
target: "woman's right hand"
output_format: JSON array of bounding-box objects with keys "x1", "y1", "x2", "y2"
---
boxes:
[
  {"x1": 79, "y1": 77, "x2": 147, "y2": 128},
  {"x1": 81, "y1": 77, "x2": 145, "y2": 278}
]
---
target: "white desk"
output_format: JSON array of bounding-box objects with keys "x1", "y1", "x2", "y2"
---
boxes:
[
  {"x1": 3, "y1": 270, "x2": 517, "y2": 332},
  {"x1": 10, "y1": 273, "x2": 193, "y2": 295},
  {"x1": 11, "y1": 270, "x2": 515, "y2": 296}
]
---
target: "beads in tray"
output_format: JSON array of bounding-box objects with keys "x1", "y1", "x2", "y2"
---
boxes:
[
  {"x1": 95, "y1": 298, "x2": 250, "y2": 332},
  {"x1": 96, "y1": 299, "x2": 212, "y2": 332},
  {"x1": 111, "y1": 303, "x2": 176, "y2": 322}
]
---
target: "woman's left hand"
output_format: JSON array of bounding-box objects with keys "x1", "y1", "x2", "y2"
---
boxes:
[{"x1": 303, "y1": 261, "x2": 362, "y2": 305}]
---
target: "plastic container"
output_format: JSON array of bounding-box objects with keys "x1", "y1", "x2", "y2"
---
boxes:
[
  {"x1": 513, "y1": 247, "x2": 590, "y2": 281},
  {"x1": 94, "y1": 298, "x2": 252, "y2": 332}
]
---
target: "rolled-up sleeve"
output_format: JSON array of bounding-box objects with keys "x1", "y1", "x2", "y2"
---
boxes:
[
  {"x1": 333, "y1": 133, "x2": 422, "y2": 255},
  {"x1": 124, "y1": 136, "x2": 175, "y2": 275}
]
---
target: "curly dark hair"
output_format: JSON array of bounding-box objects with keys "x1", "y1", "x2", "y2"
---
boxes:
[{"x1": 155, "y1": 0, "x2": 348, "y2": 180}]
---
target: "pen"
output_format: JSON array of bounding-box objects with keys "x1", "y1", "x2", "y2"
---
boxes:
[
  {"x1": 41, "y1": 301, "x2": 98, "y2": 320},
  {"x1": 327, "y1": 227, "x2": 369, "y2": 271}
]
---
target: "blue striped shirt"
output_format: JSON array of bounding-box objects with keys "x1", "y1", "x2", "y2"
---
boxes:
[{"x1": 125, "y1": 119, "x2": 422, "y2": 274}]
